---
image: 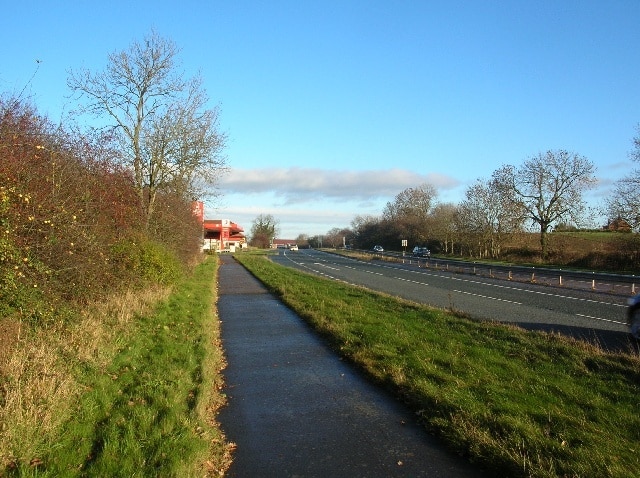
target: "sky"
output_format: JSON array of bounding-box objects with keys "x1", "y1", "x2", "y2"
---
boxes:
[{"x1": 2, "y1": 1, "x2": 640, "y2": 239}]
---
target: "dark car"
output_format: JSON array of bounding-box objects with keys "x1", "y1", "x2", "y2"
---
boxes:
[
  {"x1": 412, "y1": 246, "x2": 431, "y2": 258},
  {"x1": 627, "y1": 294, "x2": 640, "y2": 340}
]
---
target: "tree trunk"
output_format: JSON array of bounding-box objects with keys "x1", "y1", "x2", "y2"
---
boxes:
[{"x1": 540, "y1": 224, "x2": 550, "y2": 260}]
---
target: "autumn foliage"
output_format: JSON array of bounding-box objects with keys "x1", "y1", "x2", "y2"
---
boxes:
[{"x1": 0, "y1": 97, "x2": 203, "y2": 324}]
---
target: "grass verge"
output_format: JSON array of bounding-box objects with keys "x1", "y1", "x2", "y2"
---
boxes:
[
  {"x1": 1, "y1": 256, "x2": 231, "y2": 477},
  {"x1": 235, "y1": 253, "x2": 640, "y2": 478}
]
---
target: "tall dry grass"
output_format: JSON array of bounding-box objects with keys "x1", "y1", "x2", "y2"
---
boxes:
[{"x1": 0, "y1": 286, "x2": 171, "y2": 470}]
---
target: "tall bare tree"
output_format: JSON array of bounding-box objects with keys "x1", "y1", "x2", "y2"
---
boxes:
[
  {"x1": 67, "y1": 30, "x2": 227, "y2": 230},
  {"x1": 495, "y1": 150, "x2": 596, "y2": 259},
  {"x1": 607, "y1": 125, "x2": 640, "y2": 230}
]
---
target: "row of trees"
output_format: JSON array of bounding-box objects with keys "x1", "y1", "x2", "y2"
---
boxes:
[
  {"x1": 247, "y1": 132, "x2": 638, "y2": 265},
  {"x1": 355, "y1": 150, "x2": 597, "y2": 260},
  {"x1": 301, "y1": 140, "x2": 640, "y2": 262},
  {"x1": 1, "y1": 31, "x2": 227, "y2": 323}
]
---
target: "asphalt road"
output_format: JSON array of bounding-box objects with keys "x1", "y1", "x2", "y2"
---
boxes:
[{"x1": 270, "y1": 249, "x2": 637, "y2": 353}]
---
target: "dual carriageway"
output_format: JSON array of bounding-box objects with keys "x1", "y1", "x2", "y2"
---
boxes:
[{"x1": 270, "y1": 248, "x2": 637, "y2": 354}]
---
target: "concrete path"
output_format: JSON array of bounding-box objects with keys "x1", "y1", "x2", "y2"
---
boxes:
[{"x1": 216, "y1": 254, "x2": 484, "y2": 477}]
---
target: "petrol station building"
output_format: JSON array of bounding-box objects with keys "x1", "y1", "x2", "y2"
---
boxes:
[
  {"x1": 202, "y1": 219, "x2": 246, "y2": 251},
  {"x1": 192, "y1": 201, "x2": 246, "y2": 251}
]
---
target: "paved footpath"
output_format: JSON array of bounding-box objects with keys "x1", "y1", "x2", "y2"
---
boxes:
[{"x1": 216, "y1": 254, "x2": 485, "y2": 477}]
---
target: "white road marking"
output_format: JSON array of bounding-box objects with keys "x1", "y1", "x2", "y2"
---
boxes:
[
  {"x1": 575, "y1": 314, "x2": 627, "y2": 326},
  {"x1": 453, "y1": 289, "x2": 522, "y2": 305}
]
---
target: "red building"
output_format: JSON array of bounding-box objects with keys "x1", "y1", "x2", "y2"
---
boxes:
[
  {"x1": 191, "y1": 202, "x2": 246, "y2": 251},
  {"x1": 202, "y1": 219, "x2": 246, "y2": 251},
  {"x1": 271, "y1": 238, "x2": 298, "y2": 249}
]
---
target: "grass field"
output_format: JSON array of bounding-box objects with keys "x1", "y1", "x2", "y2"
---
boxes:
[
  {"x1": 1, "y1": 256, "x2": 231, "y2": 477},
  {"x1": 4, "y1": 246, "x2": 639, "y2": 477},
  {"x1": 235, "y1": 252, "x2": 640, "y2": 478},
  {"x1": 499, "y1": 231, "x2": 640, "y2": 272}
]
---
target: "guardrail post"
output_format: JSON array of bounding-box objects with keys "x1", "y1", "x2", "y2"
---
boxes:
[
  {"x1": 591, "y1": 279, "x2": 596, "y2": 290},
  {"x1": 559, "y1": 275, "x2": 562, "y2": 286},
  {"x1": 508, "y1": 271, "x2": 512, "y2": 280},
  {"x1": 531, "y1": 272, "x2": 535, "y2": 283},
  {"x1": 633, "y1": 283, "x2": 636, "y2": 294}
]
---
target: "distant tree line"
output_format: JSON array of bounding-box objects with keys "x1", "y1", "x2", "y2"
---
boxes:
[
  {"x1": 304, "y1": 136, "x2": 640, "y2": 266},
  {"x1": 248, "y1": 129, "x2": 640, "y2": 266}
]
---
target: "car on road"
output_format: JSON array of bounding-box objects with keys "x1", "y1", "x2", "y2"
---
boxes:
[
  {"x1": 288, "y1": 244, "x2": 298, "y2": 251},
  {"x1": 372, "y1": 245, "x2": 384, "y2": 253},
  {"x1": 627, "y1": 293, "x2": 640, "y2": 340},
  {"x1": 412, "y1": 246, "x2": 431, "y2": 258}
]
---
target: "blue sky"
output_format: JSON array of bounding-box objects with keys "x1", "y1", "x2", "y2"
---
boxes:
[{"x1": 3, "y1": 1, "x2": 640, "y2": 238}]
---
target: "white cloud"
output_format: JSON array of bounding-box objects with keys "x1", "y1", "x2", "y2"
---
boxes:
[
  {"x1": 208, "y1": 167, "x2": 463, "y2": 237},
  {"x1": 219, "y1": 167, "x2": 460, "y2": 204}
]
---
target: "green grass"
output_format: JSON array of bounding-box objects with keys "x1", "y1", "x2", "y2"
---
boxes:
[
  {"x1": 235, "y1": 253, "x2": 640, "y2": 478},
  {"x1": 5, "y1": 256, "x2": 229, "y2": 477}
]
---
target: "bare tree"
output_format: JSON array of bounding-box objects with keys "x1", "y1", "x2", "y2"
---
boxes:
[
  {"x1": 457, "y1": 177, "x2": 524, "y2": 258},
  {"x1": 294, "y1": 233, "x2": 309, "y2": 248},
  {"x1": 382, "y1": 184, "x2": 437, "y2": 221},
  {"x1": 429, "y1": 203, "x2": 458, "y2": 254},
  {"x1": 382, "y1": 184, "x2": 437, "y2": 246},
  {"x1": 249, "y1": 214, "x2": 279, "y2": 248},
  {"x1": 350, "y1": 214, "x2": 384, "y2": 249},
  {"x1": 323, "y1": 227, "x2": 353, "y2": 248},
  {"x1": 607, "y1": 125, "x2": 640, "y2": 230},
  {"x1": 608, "y1": 178, "x2": 640, "y2": 230},
  {"x1": 67, "y1": 30, "x2": 227, "y2": 230},
  {"x1": 495, "y1": 150, "x2": 596, "y2": 259}
]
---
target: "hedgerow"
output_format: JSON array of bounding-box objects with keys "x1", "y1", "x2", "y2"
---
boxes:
[{"x1": 0, "y1": 96, "x2": 201, "y2": 323}]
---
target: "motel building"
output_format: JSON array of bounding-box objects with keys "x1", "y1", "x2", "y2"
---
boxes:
[{"x1": 192, "y1": 202, "x2": 246, "y2": 252}]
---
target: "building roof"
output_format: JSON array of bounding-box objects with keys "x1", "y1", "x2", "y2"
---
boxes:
[
  {"x1": 271, "y1": 239, "x2": 297, "y2": 246},
  {"x1": 203, "y1": 219, "x2": 244, "y2": 234}
]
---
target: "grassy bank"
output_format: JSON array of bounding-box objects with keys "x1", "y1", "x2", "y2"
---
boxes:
[
  {"x1": 235, "y1": 253, "x2": 640, "y2": 478},
  {"x1": 1, "y1": 256, "x2": 231, "y2": 477}
]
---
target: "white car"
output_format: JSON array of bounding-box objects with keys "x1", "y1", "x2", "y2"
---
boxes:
[{"x1": 288, "y1": 244, "x2": 298, "y2": 251}]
